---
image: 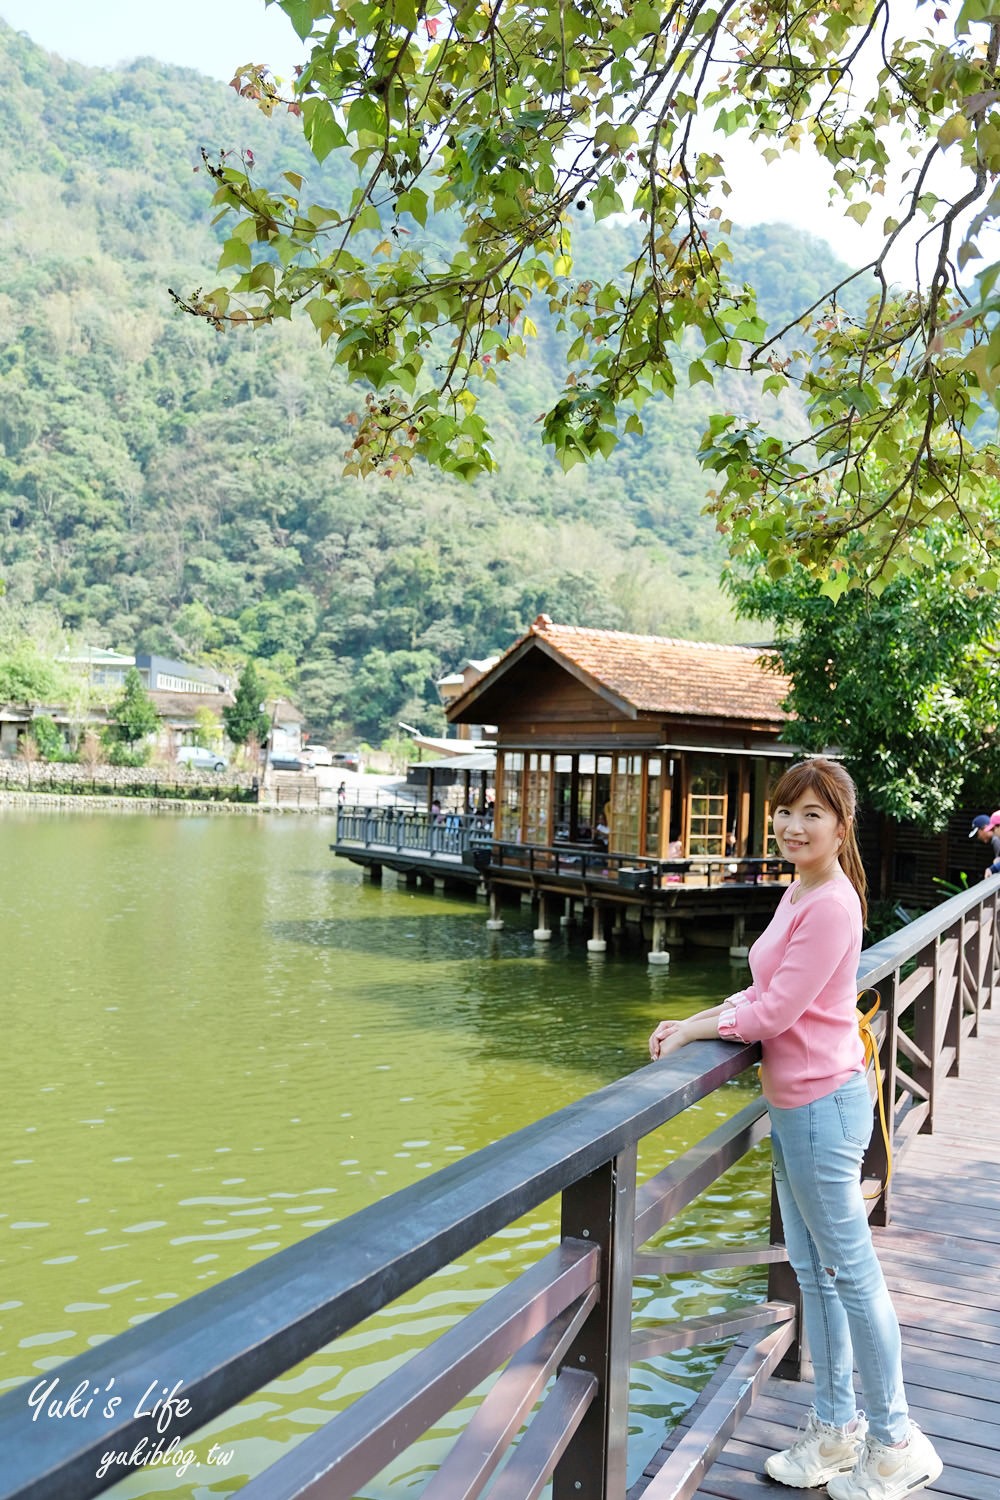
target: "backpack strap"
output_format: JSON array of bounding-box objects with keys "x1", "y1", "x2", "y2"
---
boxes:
[{"x1": 857, "y1": 988, "x2": 891, "y2": 1198}]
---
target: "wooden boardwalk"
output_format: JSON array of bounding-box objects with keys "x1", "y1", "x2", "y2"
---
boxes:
[{"x1": 636, "y1": 1005, "x2": 1000, "y2": 1500}]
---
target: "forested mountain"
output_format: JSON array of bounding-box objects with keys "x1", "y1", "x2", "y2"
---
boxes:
[{"x1": 0, "y1": 20, "x2": 859, "y2": 740}]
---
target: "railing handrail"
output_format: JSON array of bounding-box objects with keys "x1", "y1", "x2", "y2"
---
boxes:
[
  {"x1": 854, "y1": 877, "x2": 992, "y2": 985},
  {"x1": 2, "y1": 879, "x2": 996, "y2": 1500},
  {"x1": 0, "y1": 1044, "x2": 758, "y2": 1498},
  {"x1": 487, "y1": 838, "x2": 791, "y2": 871}
]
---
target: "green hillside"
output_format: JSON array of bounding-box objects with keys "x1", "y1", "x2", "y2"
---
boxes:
[{"x1": 0, "y1": 20, "x2": 859, "y2": 740}]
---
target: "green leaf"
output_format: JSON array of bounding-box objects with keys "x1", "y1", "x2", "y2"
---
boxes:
[
  {"x1": 280, "y1": 0, "x2": 318, "y2": 41},
  {"x1": 395, "y1": 188, "x2": 428, "y2": 226},
  {"x1": 218, "y1": 238, "x2": 252, "y2": 271}
]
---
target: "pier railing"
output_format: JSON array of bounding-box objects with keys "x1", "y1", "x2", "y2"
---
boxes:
[
  {"x1": 1, "y1": 880, "x2": 996, "y2": 1500},
  {"x1": 336, "y1": 804, "x2": 494, "y2": 858},
  {"x1": 333, "y1": 808, "x2": 793, "y2": 888},
  {"x1": 487, "y1": 841, "x2": 794, "y2": 890}
]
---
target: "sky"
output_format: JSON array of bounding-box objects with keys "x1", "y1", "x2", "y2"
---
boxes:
[
  {"x1": 0, "y1": 0, "x2": 918, "y2": 272},
  {"x1": 0, "y1": 0, "x2": 307, "y2": 83}
]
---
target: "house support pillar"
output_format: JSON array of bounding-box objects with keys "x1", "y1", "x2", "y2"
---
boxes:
[
  {"x1": 587, "y1": 904, "x2": 607, "y2": 953},
  {"x1": 486, "y1": 887, "x2": 504, "y2": 931},
  {"x1": 648, "y1": 913, "x2": 670, "y2": 966},
  {"x1": 729, "y1": 913, "x2": 750, "y2": 960},
  {"x1": 533, "y1": 894, "x2": 552, "y2": 942},
  {"x1": 561, "y1": 898, "x2": 574, "y2": 927}
]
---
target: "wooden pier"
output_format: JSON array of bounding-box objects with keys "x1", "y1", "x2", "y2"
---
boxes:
[
  {"x1": 633, "y1": 1004, "x2": 1000, "y2": 1500},
  {"x1": 332, "y1": 805, "x2": 794, "y2": 953}
]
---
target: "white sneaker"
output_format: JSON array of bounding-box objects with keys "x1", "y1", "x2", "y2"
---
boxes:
[
  {"x1": 765, "y1": 1407, "x2": 867, "y2": 1488},
  {"x1": 826, "y1": 1424, "x2": 943, "y2": 1500}
]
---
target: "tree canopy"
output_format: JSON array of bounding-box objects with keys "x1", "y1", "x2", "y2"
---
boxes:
[
  {"x1": 730, "y1": 523, "x2": 1000, "y2": 828},
  {"x1": 111, "y1": 668, "x2": 160, "y2": 747},
  {"x1": 179, "y1": 0, "x2": 1000, "y2": 592},
  {"x1": 6, "y1": 22, "x2": 842, "y2": 746},
  {"x1": 224, "y1": 660, "x2": 272, "y2": 745}
]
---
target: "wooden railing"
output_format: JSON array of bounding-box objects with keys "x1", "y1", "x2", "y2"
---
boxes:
[
  {"x1": 487, "y1": 841, "x2": 793, "y2": 890},
  {"x1": 333, "y1": 810, "x2": 793, "y2": 888},
  {"x1": 336, "y1": 805, "x2": 494, "y2": 858},
  {"x1": 1, "y1": 880, "x2": 996, "y2": 1500}
]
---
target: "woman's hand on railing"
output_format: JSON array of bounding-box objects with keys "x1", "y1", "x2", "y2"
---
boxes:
[
  {"x1": 649, "y1": 1019, "x2": 692, "y2": 1060},
  {"x1": 649, "y1": 1006, "x2": 727, "y2": 1059}
]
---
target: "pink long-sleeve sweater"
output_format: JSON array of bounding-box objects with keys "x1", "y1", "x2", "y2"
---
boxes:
[{"x1": 717, "y1": 875, "x2": 865, "y2": 1107}]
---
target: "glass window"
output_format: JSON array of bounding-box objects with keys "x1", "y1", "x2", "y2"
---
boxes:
[
  {"x1": 523, "y1": 752, "x2": 551, "y2": 844},
  {"x1": 553, "y1": 755, "x2": 573, "y2": 840},
  {"x1": 612, "y1": 754, "x2": 643, "y2": 856},
  {"x1": 688, "y1": 758, "x2": 727, "y2": 856},
  {"x1": 576, "y1": 754, "x2": 610, "y2": 842},
  {"x1": 645, "y1": 756, "x2": 662, "y2": 857},
  {"x1": 498, "y1": 751, "x2": 523, "y2": 841}
]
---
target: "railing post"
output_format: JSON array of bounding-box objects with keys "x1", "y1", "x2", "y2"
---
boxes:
[
  {"x1": 915, "y1": 938, "x2": 938, "y2": 1137},
  {"x1": 767, "y1": 1174, "x2": 803, "y2": 1381},
  {"x1": 989, "y1": 886, "x2": 1000, "y2": 1010},
  {"x1": 968, "y1": 895, "x2": 983, "y2": 1038},
  {"x1": 554, "y1": 1146, "x2": 637, "y2": 1500}
]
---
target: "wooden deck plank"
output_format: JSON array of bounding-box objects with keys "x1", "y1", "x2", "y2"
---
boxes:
[{"x1": 637, "y1": 1008, "x2": 1000, "y2": 1500}]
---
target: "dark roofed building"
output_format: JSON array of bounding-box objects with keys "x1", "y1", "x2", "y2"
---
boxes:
[
  {"x1": 442, "y1": 617, "x2": 800, "y2": 953},
  {"x1": 448, "y1": 616, "x2": 794, "y2": 865},
  {"x1": 487, "y1": 621, "x2": 791, "y2": 722}
]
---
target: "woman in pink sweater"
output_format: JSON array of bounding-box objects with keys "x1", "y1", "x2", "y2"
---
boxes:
[{"x1": 649, "y1": 759, "x2": 942, "y2": 1499}]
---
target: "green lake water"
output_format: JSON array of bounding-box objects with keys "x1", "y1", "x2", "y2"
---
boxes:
[{"x1": 0, "y1": 808, "x2": 771, "y2": 1498}]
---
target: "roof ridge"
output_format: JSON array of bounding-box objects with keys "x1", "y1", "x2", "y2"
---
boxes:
[{"x1": 532, "y1": 621, "x2": 773, "y2": 654}]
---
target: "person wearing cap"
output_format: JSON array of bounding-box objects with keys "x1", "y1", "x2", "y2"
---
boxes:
[{"x1": 969, "y1": 813, "x2": 1000, "y2": 878}]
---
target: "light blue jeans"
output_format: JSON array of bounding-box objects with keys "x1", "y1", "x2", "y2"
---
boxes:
[{"x1": 768, "y1": 1072, "x2": 909, "y2": 1443}]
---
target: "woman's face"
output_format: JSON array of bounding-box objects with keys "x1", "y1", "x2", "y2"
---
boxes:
[{"x1": 771, "y1": 790, "x2": 845, "y2": 877}]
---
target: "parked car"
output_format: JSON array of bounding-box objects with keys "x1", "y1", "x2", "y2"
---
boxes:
[
  {"x1": 331, "y1": 750, "x2": 362, "y2": 771},
  {"x1": 269, "y1": 754, "x2": 307, "y2": 772},
  {"x1": 300, "y1": 745, "x2": 333, "y2": 767},
  {"x1": 177, "y1": 746, "x2": 228, "y2": 772}
]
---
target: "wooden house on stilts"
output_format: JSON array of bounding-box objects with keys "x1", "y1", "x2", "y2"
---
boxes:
[{"x1": 447, "y1": 616, "x2": 799, "y2": 958}]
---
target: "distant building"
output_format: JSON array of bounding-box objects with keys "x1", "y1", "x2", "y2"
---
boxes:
[
  {"x1": 1, "y1": 646, "x2": 305, "y2": 764},
  {"x1": 436, "y1": 658, "x2": 499, "y2": 742},
  {"x1": 268, "y1": 700, "x2": 305, "y2": 758},
  {"x1": 447, "y1": 617, "x2": 796, "y2": 861},
  {"x1": 135, "y1": 654, "x2": 228, "y2": 695},
  {"x1": 60, "y1": 647, "x2": 136, "y2": 690},
  {"x1": 61, "y1": 648, "x2": 228, "y2": 696},
  {"x1": 147, "y1": 689, "x2": 235, "y2": 751}
]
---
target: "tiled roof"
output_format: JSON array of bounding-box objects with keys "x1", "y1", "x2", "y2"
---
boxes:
[
  {"x1": 148, "y1": 689, "x2": 235, "y2": 717},
  {"x1": 527, "y1": 619, "x2": 790, "y2": 722}
]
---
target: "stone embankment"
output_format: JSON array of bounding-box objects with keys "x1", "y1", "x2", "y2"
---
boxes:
[
  {"x1": 0, "y1": 760, "x2": 261, "y2": 813},
  {"x1": 0, "y1": 761, "x2": 406, "y2": 814},
  {"x1": 0, "y1": 791, "x2": 267, "y2": 814}
]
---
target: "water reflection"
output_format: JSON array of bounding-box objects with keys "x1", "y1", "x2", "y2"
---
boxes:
[{"x1": 0, "y1": 810, "x2": 769, "y2": 1496}]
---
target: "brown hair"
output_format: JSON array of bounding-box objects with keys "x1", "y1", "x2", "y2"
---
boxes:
[{"x1": 770, "y1": 757, "x2": 868, "y2": 925}]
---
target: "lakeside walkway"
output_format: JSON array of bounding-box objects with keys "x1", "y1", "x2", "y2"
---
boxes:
[{"x1": 634, "y1": 1005, "x2": 1000, "y2": 1500}]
